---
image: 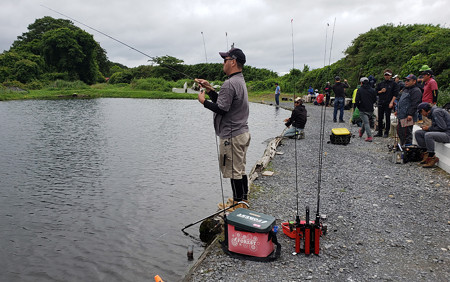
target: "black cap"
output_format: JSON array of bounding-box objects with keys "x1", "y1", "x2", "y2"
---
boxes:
[
  {"x1": 421, "y1": 69, "x2": 433, "y2": 76},
  {"x1": 219, "y1": 48, "x2": 246, "y2": 65},
  {"x1": 417, "y1": 102, "x2": 431, "y2": 113},
  {"x1": 404, "y1": 74, "x2": 417, "y2": 80},
  {"x1": 335, "y1": 76, "x2": 340, "y2": 81}
]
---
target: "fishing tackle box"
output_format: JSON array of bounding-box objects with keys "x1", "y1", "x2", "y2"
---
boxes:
[
  {"x1": 226, "y1": 208, "x2": 276, "y2": 257},
  {"x1": 330, "y1": 128, "x2": 351, "y2": 145}
]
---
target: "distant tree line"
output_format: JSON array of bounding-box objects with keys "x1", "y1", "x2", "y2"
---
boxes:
[
  {"x1": 1, "y1": 18, "x2": 448, "y2": 100},
  {"x1": 277, "y1": 23, "x2": 449, "y2": 94},
  {"x1": 0, "y1": 17, "x2": 277, "y2": 89}
]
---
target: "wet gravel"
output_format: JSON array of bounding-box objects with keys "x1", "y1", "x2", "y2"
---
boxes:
[{"x1": 185, "y1": 102, "x2": 450, "y2": 282}]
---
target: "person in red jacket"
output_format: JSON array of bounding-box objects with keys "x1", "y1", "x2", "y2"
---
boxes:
[
  {"x1": 314, "y1": 93, "x2": 324, "y2": 105},
  {"x1": 421, "y1": 69, "x2": 438, "y2": 105}
]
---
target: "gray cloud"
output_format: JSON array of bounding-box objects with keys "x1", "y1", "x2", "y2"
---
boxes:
[{"x1": 1, "y1": 0, "x2": 447, "y2": 75}]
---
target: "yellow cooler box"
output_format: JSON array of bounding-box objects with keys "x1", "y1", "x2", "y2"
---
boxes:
[{"x1": 330, "y1": 128, "x2": 351, "y2": 145}]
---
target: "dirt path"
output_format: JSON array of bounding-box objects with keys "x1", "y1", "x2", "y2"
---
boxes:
[{"x1": 185, "y1": 102, "x2": 450, "y2": 282}]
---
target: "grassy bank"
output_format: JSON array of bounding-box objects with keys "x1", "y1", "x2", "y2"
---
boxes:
[
  {"x1": 2, "y1": 83, "x2": 449, "y2": 106},
  {"x1": 0, "y1": 83, "x2": 276, "y2": 103},
  {"x1": 0, "y1": 83, "x2": 196, "y2": 101}
]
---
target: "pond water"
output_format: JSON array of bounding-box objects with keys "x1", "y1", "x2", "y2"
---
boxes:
[{"x1": 0, "y1": 98, "x2": 289, "y2": 281}]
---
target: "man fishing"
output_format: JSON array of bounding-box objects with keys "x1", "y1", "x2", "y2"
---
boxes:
[{"x1": 196, "y1": 47, "x2": 250, "y2": 211}]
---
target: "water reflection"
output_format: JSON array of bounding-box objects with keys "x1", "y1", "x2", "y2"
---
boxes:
[{"x1": 0, "y1": 99, "x2": 289, "y2": 281}]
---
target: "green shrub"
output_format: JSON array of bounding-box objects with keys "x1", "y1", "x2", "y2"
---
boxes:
[
  {"x1": 26, "y1": 80, "x2": 44, "y2": 90},
  {"x1": 42, "y1": 72, "x2": 69, "y2": 81},
  {"x1": 46, "y1": 80, "x2": 89, "y2": 90},
  {"x1": 130, "y1": 77, "x2": 173, "y2": 92},
  {"x1": 2, "y1": 80, "x2": 26, "y2": 89},
  {"x1": 109, "y1": 70, "x2": 133, "y2": 84},
  {"x1": 438, "y1": 89, "x2": 450, "y2": 106},
  {"x1": 247, "y1": 79, "x2": 278, "y2": 92}
]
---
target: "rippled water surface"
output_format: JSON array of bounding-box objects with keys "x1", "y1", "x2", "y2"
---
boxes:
[{"x1": 0, "y1": 98, "x2": 289, "y2": 281}]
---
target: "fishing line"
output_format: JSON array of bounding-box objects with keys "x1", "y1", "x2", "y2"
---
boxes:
[
  {"x1": 40, "y1": 4, "x2": 194, "y2": 79},
  {"x1": 215, "y1": 132, "x2": 226, "y2": 215}
]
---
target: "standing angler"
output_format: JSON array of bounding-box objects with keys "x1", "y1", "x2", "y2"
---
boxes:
[
  {"x1": 355, "y1": 77, "x2": 377, "y2": 142},
  {"x1": 274, "y1": 83, "x2": 281, "y2": 106},
  {"x1": 332, "y1": 76, "x2": 349, "y2": 123},
  {"x1": 375, "y1": 69, "x2": 399, "y2": 138},
  {"x1": 196, "y1": 48, "x2": 251, "y2": 211}
]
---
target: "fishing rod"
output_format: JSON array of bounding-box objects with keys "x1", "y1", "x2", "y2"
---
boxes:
[
  {"x1": 328, "y1": 17, "x2": 336, "y2": 66},
  {"x1": 225, "y1": 32, "x2": 229, "y2": 50},
  {"x1": 324, "y1": 23, "x2": 329, "y2": 67},
  {"x1": 40, "y1": 4, "x2": 194, "y2": 79},
  {"x1": 290, "y1": 18, "x2": 300, "y2": 220},
  {"x1": 201, "y1": 32, "x2": 208, "y2": 63},
  {"x1": 291, "y1": 18, "x2": 296, "y2": 103},
  {"x1": 315, "y1": 98, "x2": 327, "y2": 224},
  {"x1": 181, "y1": 201, "x2": 249, "y2": 234}
]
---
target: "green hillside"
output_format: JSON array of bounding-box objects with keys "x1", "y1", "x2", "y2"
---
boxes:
[{"x1": 282, "y1": 23, "x2": 449, "y2": 94}]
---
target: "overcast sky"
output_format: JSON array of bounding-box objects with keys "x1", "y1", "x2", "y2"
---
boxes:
[{"x1": 1, "y1": 0, "x2": 448, "y2": 75}]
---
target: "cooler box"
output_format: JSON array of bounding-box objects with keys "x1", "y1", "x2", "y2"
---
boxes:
[
  {"x1": 226, "y1": 208, "x2": 276, "y2": 257},
  {"x1": 330, "y1": 128, "x2": 351, "y2": 145}
]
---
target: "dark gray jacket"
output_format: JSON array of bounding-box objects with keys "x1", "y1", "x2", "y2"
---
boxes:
[
  {"x1": 355, "y1": 83, "x2": 377, "y2": 112},
  {"x1": 428, "y1": 106, "x2": 450, "y2": 136},
  {"x1": 397, "y1": 85, "x2": 422, "y2": 121}
]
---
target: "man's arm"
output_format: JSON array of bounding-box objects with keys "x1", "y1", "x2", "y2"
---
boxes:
[
  {"x1": 203, "y1": 89, "x2": 227, "y2": 115},
  {"x1": 432, "y1": 89, "x2": 439, "y2": 104}
]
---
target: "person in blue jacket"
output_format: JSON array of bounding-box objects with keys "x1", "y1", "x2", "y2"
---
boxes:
[{"x1": 274, "y1": 83, "x2": 281, "y2": 105}]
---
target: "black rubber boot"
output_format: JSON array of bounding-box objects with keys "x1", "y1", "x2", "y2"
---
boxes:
[
  {"x1": 230, "y1": 178, "x2": 244, "y2": 202},
  {"x1": 242, "y1": 175, "x2": 248, "y2": 201}
]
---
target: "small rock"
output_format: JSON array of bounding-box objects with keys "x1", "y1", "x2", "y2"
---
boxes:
[
  {"x1": 262, "y1": 171, "x2": 274, "y2": 176},
  {"x1": 306, "y1": 276, "x2": 313, "y2": 280},
  {"x1": 373, "y1": 204, "x2": 378, "y2": 207},
  {"x1": 389, "y1": 194, "x2": 395, "y2": 198},
  {"x1": 385, "y1": 175, "x2": 391, "y2": 179},
  {"x1": 429, "y1": 180, "x2": 434, "y2": 184},
  {"x1": 441, "y1": 248, "x2": 447, "y2": 252},
  {"x1": 338, "y1": 216, "x2": 344, "y2": 219},
  {"x1": 406, "y1": 240, "x2": 413, "y2": 243}
]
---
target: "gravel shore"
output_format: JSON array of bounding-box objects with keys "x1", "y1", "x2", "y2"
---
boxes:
[{"x1": 185, "y1": 102, "x2": 450, "y2": 282}]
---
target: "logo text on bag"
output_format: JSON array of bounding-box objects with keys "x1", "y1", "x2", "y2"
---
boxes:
[{"x1": 236, "y1": 213, "x2": 268, "y2": 224}]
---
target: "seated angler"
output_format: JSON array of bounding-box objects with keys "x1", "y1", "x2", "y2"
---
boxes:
[
  {"x1": 283, "y1": 97, "x2": 307, "y2": 139},
  {"x1": 415, "y1": 102, "x2": 450, "y2": 168}
]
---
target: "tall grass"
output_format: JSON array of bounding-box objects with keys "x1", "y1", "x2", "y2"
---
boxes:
[
  {"x1": 438, "y1": 88, "x2": 450, "y2": 106},
  {"x1": 46, "y1": 80, "x2": 89, "y2": 90}
]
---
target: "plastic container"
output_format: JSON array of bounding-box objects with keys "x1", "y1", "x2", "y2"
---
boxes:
[{"x1": 226, "y1": 208, "x2": 276, "y2": 257}]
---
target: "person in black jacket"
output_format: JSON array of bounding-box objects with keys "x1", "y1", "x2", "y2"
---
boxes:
[
  {"x1": 283, "y1": 97, "x2": 307, "y2": 139},
  {"x1": 375, "y1": 69, "x2": 399, "y2": 137},
  {"x1": 355, "y1": 77, "x2": 377, "y2": 142},
  {"x1": 332, "y1": 76, "x2": 350, "y2": 122}
]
